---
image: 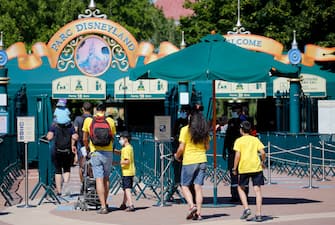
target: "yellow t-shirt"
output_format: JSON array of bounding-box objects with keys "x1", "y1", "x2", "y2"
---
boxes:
[
  {"x1": 179, "y1": 126, "x2": 207, "y2": 166},
  {"x1": 233, "y1": 135, "x2": 265, "y2": 174},
  {"x1": 121, "y1": 144, "x2": 136, "y2": 176},
  {"x1": 82, "y1": 113, "x2": 116, "y2": 152}
]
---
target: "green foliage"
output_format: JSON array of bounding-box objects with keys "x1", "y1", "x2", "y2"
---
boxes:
[
  {"x1": 1, "y1": 0, "x2": 333, "y2": 51},
  {"x1": 180, "y1": 0, "x2": 335, "y2": 50},
  {"x1": 0, "y1": 0, "x2": 179, "y2": 48}
]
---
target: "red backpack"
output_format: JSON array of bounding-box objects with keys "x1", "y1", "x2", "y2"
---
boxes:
[{"x1": 89, "y1": 116, "x2": 113, "y2": 146}]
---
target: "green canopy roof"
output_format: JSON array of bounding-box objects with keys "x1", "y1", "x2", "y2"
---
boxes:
[{"x1": 130, "y1": 34, "x2": 298, "y2": 82}]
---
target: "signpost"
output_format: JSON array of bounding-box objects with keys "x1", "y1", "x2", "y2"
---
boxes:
[
  {"x1": 17, "y1": 116, "x2": 36, "y2": 208},
  {"x1": 154, "y1": 116, "x2": 172, "y2": 207}
]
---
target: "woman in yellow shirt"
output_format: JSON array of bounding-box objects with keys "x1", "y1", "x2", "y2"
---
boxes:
[{"x1": 174, "y1": 111, "x2": 210, "y2": 220}]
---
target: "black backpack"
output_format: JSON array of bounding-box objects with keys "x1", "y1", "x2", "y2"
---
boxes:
[
  {"x1": 89, "y1": 116, "x2": 113, "y2": 146},
  {"x1": 55, "y1": 124, "x2": 72, "y2": 151}
]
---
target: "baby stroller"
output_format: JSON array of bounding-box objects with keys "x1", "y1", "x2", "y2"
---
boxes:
[{"x1": 74, "y1": 159, "x2": 101, "y2": 211}]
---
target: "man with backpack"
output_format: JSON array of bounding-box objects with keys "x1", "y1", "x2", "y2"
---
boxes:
[
  {"x1": 82, "y1": 103, "x2": 116, "y2": 214},
  {"x1": 74, "y1": 102, "x2": 92, "y2": 182}
]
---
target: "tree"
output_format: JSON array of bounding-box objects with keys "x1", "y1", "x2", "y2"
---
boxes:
[
  {"x1": 0, "y1": 0, "x2": 179, "y2": 48},
  {"x1": 180, "y1": 0, "x2": 335, "y2": 50}
]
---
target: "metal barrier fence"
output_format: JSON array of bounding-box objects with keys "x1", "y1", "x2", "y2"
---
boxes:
[
  {"x1": 108, "y1": 132, "x2": 335, "y2": 204},
  {"x1": 0, "y1": 135, "x2": 23, "y2": 206},
  {"x1": 266, "y1": 140, "x2": 335, "y2": 188},
  {"x1": 1, "y1": 131, "x2": 335, "y2": 206}
]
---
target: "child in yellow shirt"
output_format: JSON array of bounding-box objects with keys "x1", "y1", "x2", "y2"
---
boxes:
[{"x1": 114, "y1": 131, "x2": 136, "y2": 212}]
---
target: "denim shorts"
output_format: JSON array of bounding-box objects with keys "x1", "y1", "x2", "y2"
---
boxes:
[
  {"x1": 90, "y1": 151, "x2": 113, "y2": 178},
  {"x1": 181, "y1": 163, "x2": 207, "y2": 186}
]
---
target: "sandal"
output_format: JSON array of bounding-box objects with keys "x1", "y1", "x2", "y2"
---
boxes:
[{"x1": 186, "y1": 206, "x2": 197, "y2": 220}]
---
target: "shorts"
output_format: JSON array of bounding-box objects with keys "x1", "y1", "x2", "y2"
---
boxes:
[
  {"x1": 54, "y1": 150, "x2": 72, "y2": 174},
  {"x1": 181, "y1": 163, "x2": 207, "y2": 186},
  {"x1": 122, "y1": 176, "x2": 134, "y2": 190},
  {"x1": 90, "y1": 151, "x2": 113, "y2": 178},
  {"x1": 238, "y1": 171, "x2": 264, "y2": 187}
]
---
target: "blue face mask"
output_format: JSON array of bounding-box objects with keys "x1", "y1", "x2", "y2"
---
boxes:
[
  {"x1": 179, "y1": 111, "x2": 187, "y2": 119},
  {"x1": 231, "y1": 112, "x2": 238, "y2": 118}
]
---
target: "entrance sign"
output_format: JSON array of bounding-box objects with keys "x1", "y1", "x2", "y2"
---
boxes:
[
  {"x1": 114, "y1": 76, "x2": 167, "y2": 100},
  {"x1": 52, "y1": 75, "x2": 106, "y2": 99},
  {"x1": 224, "y1": 34, "x2": 284, "y2": 57},
  {"x1": 17, "y1": 116, "x2": 35, "y2": 143},
  {"x1": 215, "y1": 81, "x2": 266, "y2": 99},
  {"x1": 154, "y1": 116, "x2": 171, "y2": 142},
  {"x1": 273, "y1": 74, "x2": 326, "y2": 97},
  {"x1": 318, "y1": 100, "x2": 335, "y2": 134},
  {"x1": 48, "y1": 18, "x2": 138, "y2": 68}
]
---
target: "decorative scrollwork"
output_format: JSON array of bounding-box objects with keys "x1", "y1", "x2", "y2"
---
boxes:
[
  {"x1": 227, "y1": 26, "x2": 251, "y2": 35},
  {"x1": 57, "y1": 37, "x2": 83, "y2": 72},
  {"x1": 103, "y1": 36, "x2": 129, "y2": 72},
  {"x1": 78, "y1": 8, "x2": 107, "y2": 19}
]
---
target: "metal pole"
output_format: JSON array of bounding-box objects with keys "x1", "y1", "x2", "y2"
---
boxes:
[
  {"x1": 319, "y1": 140, "x2": 330, "y2": 182},
  {"x1": 212, "y1": 80, "x2": 218, "y2": 205},
  {"x1": 154, "y1": 142, "x2": 157, "y2": 177},
  {"x1": 17, "y1": 142, "x2": 36, "y2": 208},
  {"x1": 303, "y1": 143, "x2": 318, "y2": 189},
  {"x1": 267, "y1": 141, "x2": 271, "y2": 185},
  {"x1": 160, "y1": 143, "x2": 164, "y2": 206},
  {"x1": 154, "y1": 143, "x2": 171, "y2": 207}
]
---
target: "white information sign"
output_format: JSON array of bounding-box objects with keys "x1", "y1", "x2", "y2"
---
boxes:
[
  {"x1": 17, "y1": 117, "x2": 35, "y2": 143},
  {"x1": 273, "y1": 74, "x2": 326, "y2": 97},
  {"x1": 154, "y1": 116, "x2": 171, "y2": 142},
  {"x1": 0, "y1": 115, "x2": 8, "y2": 134},
  {"x1": 0, "y1": 94, "x2": 7, "y2": 106},
  {"x1": 318, "y1": 100, "x2": 335, "y2": 134},
  {"x1": 215, "y1": 80, "x2": 266, "y2": 99},
  {"x1": 52, "y1": 75, "x2": 106, "y2": 99},
  {"x1": 114, "y1": 76, "x2": 167, "y2": 99}
]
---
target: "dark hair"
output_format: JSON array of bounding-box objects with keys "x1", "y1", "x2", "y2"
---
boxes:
[
  {"x1": 189, "y1": 112, "x2": 209, "y2": 144},
  {"x1": 82, "y1": 102, "x2": 92, "y2": 112},
  {"x1": 240, "y1": 121, "x2": 251, "y2": 133},
  {"x1": 96, "y1": 102, "x2": 106, "y2": 111},
  {"x1": 120, "y1": 131, "x2": 131, "y2": 141}
]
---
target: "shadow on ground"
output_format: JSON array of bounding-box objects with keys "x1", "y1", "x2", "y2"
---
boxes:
[{"x1": 203, "y1": 196, "x2": 321, "y2": 205}]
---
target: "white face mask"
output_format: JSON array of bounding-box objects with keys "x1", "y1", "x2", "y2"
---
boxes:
[{"x1": 119, "y1": 139, "x2": 125, "y2": 146}]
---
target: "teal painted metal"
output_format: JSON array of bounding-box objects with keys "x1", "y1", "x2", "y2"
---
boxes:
[{"x1": 289, "y1": 80, "x2": 301, "y2": 133}]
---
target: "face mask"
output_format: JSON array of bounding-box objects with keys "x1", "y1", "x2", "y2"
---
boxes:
[
  {"x1": 119, "y1": 139, "x2": 125, "y2": 146},
  {"x1": 179, "y1": 111, "x2": 187, "y2": 119},
  {"x1": 231, "y1": 112, "x2": 238, "y2": 118}
]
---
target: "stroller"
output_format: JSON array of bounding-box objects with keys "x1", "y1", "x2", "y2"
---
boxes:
[{"x1": 74, "y1": 159, "x2": 101, "y2": 211}]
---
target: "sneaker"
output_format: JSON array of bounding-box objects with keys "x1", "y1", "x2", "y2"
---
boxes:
[
  {"x1": 98, "y1": 207, "x2": 109, "y2": 214},
  {"x1": 186, "y1": 206, "x2": 197, "y2": 220},
  {"x1": 119, "y1": 204, "x2": 127, "y2": 210},
  {"x1": 192, "y1": 214, "x2": 203, "y2": 221},
  {"x1": 125, "y1": 205, "x2": 135, "y2": 212},
  {"x1": 240, "y1": 208, "x2": 251, "y2": 220},
  {"x1": 255, "y1": 215, "x2": 263, "y2": 222}
]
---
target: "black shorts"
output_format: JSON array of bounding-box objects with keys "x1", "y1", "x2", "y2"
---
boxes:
[
  {"x1": 122, "y1": 176, "x2": 134, "y2": 190},
  {"x1": 54, "y1": 150, "x2": 72, "y2": 174},
  {"x1": 238, "y1": 171, "x2": 264, "y2": 187}
]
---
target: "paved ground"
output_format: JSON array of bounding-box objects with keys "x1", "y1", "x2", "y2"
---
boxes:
[{"x1": 1, "y1": 166, "x2": 335, "y2": 225}]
